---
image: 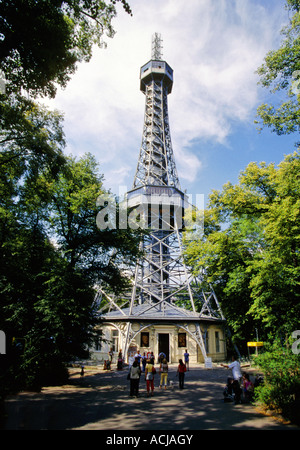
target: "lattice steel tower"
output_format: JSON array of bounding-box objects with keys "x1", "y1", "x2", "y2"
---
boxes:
[{"x1": 97, "y1": 34, "x2": 225, "y2": 361}]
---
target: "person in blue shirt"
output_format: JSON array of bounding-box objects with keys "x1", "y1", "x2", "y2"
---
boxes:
[
  {"x1": 158, "y1": 351, "x2": 166, "y2": 363},
  {"x1": 134, "y1": 350, "x2": 142, "y2": 365},
  {"x1": 184, "y1": 349, "x2": 189, "y2": 371}
]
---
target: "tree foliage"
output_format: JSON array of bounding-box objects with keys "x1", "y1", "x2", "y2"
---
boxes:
[
  {"x1": 0, "y1": 0, "x2": 136, "y2": 392},
  {"x1": 254, "y1": 340, "x2": 300, "y2": 425},
  {"x1": 255, "y1": 0, "x2": 300, "y2": 140},
  {"x1": 0, "y1": 0, "x2": 132, "y2": 97},
  {"x1": 1, "y1": 146, "x2": 141, "y2": 391},
  {"x1": 184, "y1": 152, "x2": 300, "y2": 350}
]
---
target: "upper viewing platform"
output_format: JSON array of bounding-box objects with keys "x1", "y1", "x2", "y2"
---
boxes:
[
  {"x1": 140, "y1": 60, "x2": 173, "y2": 94},
  {"x1": 139, "y1": 33, "x2": 173, "y2": 94}
]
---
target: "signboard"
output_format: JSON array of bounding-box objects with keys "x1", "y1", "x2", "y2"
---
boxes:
[
  {"x1": 205, "y1": 357, "x2": 213, "y2": 369},
  {"x1": 247, "y1": 342, "x2": 264, "y2": 347}
]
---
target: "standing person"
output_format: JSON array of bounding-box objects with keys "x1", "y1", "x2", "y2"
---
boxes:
[
  {"x1": 141, "y1": 352, "x2": 147, "y2": 372},
  {"x1": 117, "y1": 349, "x2": 123, "y2": 370},
  {"x1": 159, "y1": 358, "x2": 168, "y2": 389},
  {"x1": 177, "y1": 359, "x2": 187, "y2": 389},
  {"x1": 150, "y1": 351, "x2": 155, "y2": 364},
  {"x1": 134, "y1": 350, "x2": 142, "y2": 365},
  {"x1": 129, "y1": 359, "x2": 141, "y2": 397},
  {"x1": 145, "y1": 358, "x2": 156, "y2": 397},
  {"x1": 184, "y1": 349, "x2": 190, "y2": 371},
  {"x1": 221, "y1": 355, "x2": 242, "y2": 382},
  {"x1": 158, "y1": 351, "x2": 166, "y2": 364},
  {"x1": 221, "y1": 355, "x2": 243, "y2": 404},
  {"x1": 108, "y1": 348, "x2": 113, "y2": 364}
]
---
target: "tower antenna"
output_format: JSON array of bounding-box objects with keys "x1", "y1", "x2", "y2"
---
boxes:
[{"x1": 151, "y1": 32, "x2": 163, "y2": 60}]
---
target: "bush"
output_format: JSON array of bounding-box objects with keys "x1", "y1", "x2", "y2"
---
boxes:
[{"x1": 254, "y1": 340, "x2": 300, "y2": 425}]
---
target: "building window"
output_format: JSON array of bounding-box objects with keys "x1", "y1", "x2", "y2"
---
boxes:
[
  {"x1": 112, "y1": 329, "x2": 119, "y2": 352},
  {"x1": 94, "y1": 330, "x2": 103, "y2": 351},
  {"x1": 141, "y1": 332, "x2": 150, "y2": 348},
  {"x1": 178, "y1": 333, "x2": 186, "y2": 348},
  {"x1": 215, "y1": 331, "x2": 220, "y2": 353}
]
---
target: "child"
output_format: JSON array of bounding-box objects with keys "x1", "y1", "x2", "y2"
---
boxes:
[
  {"x1": 177, "y1": 359, "x2": 187, "y2": 389},
  {"x1": 242, "y1": 372, "x2": 254, "y2": 402},
  {"x1": 223, "y1": 377, "x2": 234, "y2": 402}
]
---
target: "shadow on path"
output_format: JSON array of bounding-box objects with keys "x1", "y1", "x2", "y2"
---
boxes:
[{"x1": 2, "y1": 365, "x2": 298, "y2": 430}]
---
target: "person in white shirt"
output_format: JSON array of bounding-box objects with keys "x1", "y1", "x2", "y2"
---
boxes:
[
  {"x1": 221, "y1": 355, "x2": 249, "y2": 404},
  {"x1": 221, "y1": 355, "x2": 242, "y2": 380}
]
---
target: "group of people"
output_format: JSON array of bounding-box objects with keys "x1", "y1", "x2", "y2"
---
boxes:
[
  {"x1": 221, "y1": 355, "x2": 259, "y2": 404},
  {"x1": 128, "y1": 351, "x2": 189, "y2": 398},
  {"x1": 114, "y1": 349, "x2": 258, "y2": 403}
]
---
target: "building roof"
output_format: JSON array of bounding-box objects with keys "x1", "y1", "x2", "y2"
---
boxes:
[{"x1": 99, "y1": 301, "x2": 224, "y2": 323}]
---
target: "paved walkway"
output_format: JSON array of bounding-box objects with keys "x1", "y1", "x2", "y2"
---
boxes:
[{"x1": 2, "y1": 364, "x2": 299, "y2": 430}]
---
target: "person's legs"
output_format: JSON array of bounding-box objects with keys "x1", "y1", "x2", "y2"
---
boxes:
[
  {"x1": 179, "y1": 373, "x2": 184, "y2": 389},
  {"x1": 133, "y1": 379, "x2": 139, "y2": 396},
  {"x1": 130, "y1": 379, "x2": 134, "y2": 396},
  {"x1": 163, "y1": 373, "x2": 167, "y2": 388},
  {"x1": 159, "y1": 373, "x2": 163, "y2": 388},
  {"x1": 150, "y1": 379, "x2": 154, "y2": 395},
  {"x1": 233, "y1": 380, "x2": 242, "y2": 403}
]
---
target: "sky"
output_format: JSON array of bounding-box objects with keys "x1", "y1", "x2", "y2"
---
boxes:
[{"x1": 43, "y1": 0, "x2": 297, "y2": 205}]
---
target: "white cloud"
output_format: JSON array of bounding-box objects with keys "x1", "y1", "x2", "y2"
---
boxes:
[{"x1": 43, "y1": 0, "x2": 287, "y2": 193}]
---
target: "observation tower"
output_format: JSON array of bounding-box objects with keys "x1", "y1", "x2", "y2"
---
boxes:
[{"x1": 95, "y1": 34, "x2": 225, "y2": 364}]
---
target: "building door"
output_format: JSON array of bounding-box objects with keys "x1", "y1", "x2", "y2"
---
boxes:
[{"x1": 158, "y1": 333, "x2": 169, "y2": 361}]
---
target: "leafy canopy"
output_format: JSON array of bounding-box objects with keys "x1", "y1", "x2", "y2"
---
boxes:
[
  {"x1": 0, "y1": 0, "x2": 132, "y2": 97},
  {"x1": 255, "y1": 0, "x2": 300, "y2": 140},
  {"x1": 184, "y1": 152, "x2": 300, "y2": 348}
]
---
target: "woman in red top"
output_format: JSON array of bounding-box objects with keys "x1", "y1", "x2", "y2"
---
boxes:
[{"x1": 177, "y1": 359, "x2": 187, "y2": 389}]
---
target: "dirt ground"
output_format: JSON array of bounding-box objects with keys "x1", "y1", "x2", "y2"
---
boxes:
[{"x1": 2, "y1": 363, "x2": 299, "y2": 431}]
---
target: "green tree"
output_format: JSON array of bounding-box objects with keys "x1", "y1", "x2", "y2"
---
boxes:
[
  {"x1": 255, "y1": 0, "x2": 300, "y2": 139},
  {"x1": 184, "y1": 152, "x2": 300, "y2": 350},
  {"x1": 254, "y1": 340, "x2": 300, "y2": 425},
  {"x1": 248, "y1": 152, "x2": 300, "y2": 337},
  {"x1": 47, "y1": 152, "x2": 141, "y2": 290},
  {"x1": 0, "y1": 152, "x2": 142, "y2": 390},
  {"x1": 0, "y1": 94, "x2": 66, "y2": 178},
  {"x1": 0, "y1": 0, "x2": 132, "y2": 97},
  {"x1": 0, "y1": 0, "x2": 137, "y2": 395}
]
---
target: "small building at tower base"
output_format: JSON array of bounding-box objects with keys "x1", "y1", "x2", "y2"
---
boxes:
[{"x1": 90, "y1": 302, "x2": 226, "y2": 365}]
